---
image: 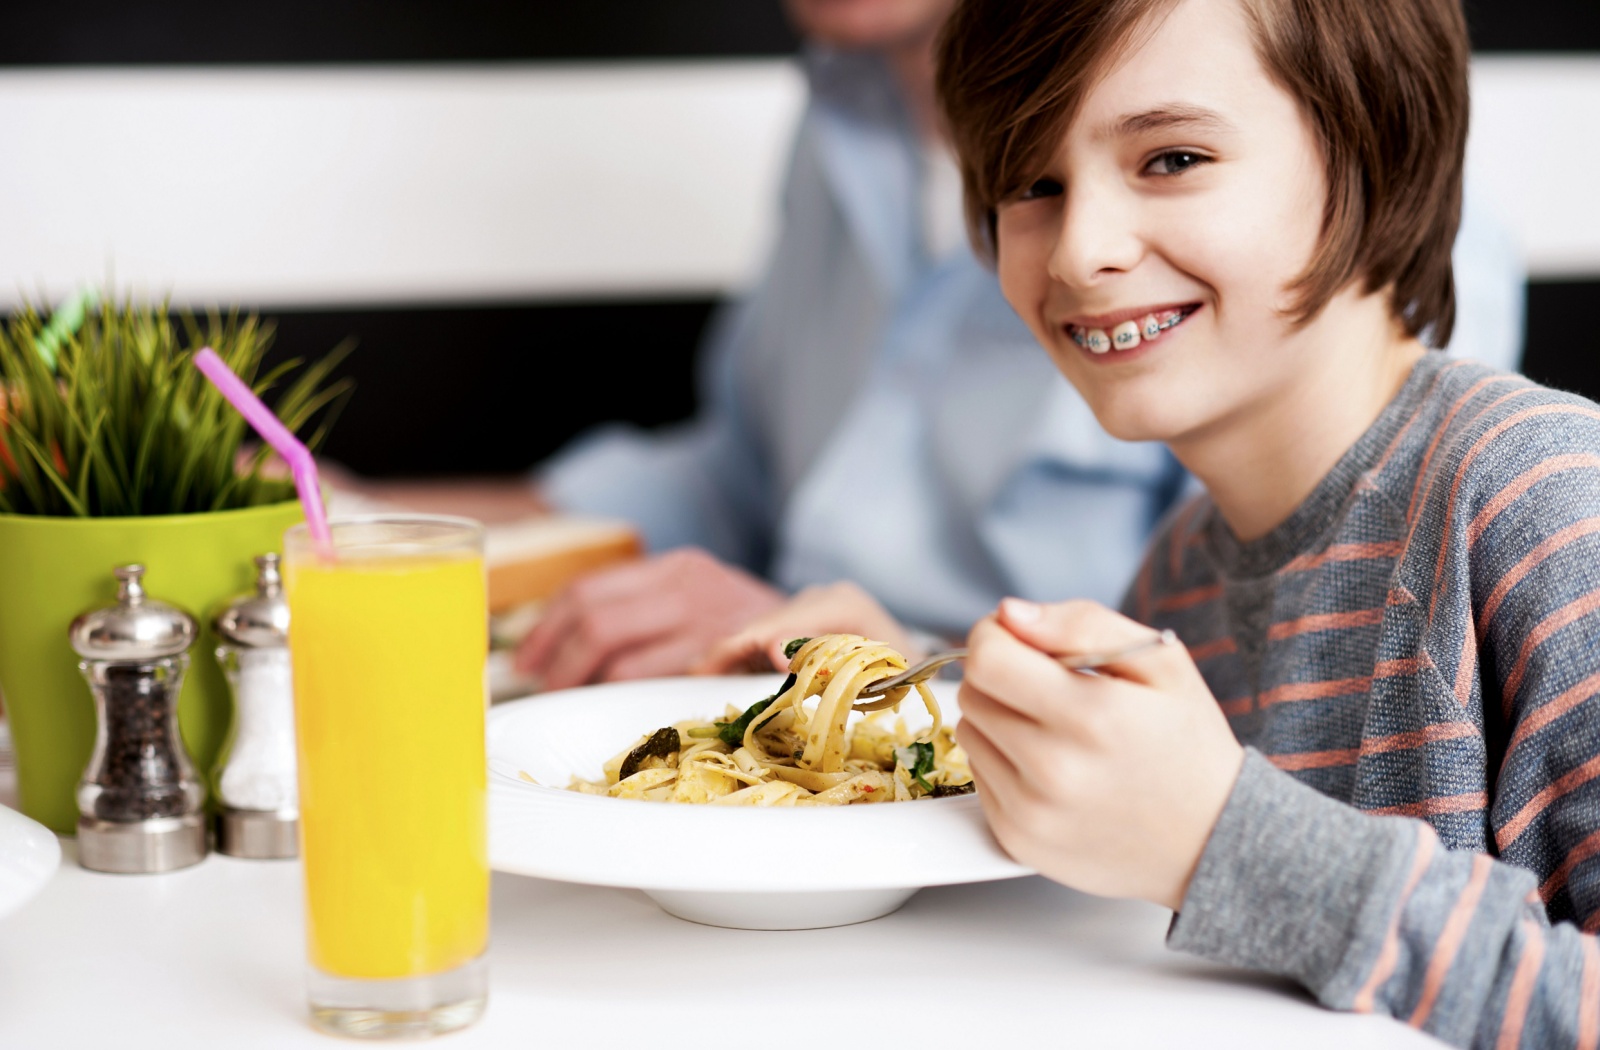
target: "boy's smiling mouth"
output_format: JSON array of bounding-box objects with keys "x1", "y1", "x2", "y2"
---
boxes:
[{"x1": 1064, "y1": 303, "x2": 1203, "y2": 356}]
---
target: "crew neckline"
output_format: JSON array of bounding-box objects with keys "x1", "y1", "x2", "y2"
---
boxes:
[{"x1": 1203, "y1": 352, "x2": 1449, "y2": 579}]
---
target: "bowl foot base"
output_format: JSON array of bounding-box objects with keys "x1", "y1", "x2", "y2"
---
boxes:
[{"x1": 645, "y1": 887, "x2": 918, "y2": 930}]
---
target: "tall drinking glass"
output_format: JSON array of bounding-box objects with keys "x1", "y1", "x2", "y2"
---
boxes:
[{"x1": 283, "y1": 517, "x2": 489, "y2": 1039}]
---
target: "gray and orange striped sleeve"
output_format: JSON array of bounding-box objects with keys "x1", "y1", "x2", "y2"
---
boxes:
[
  {"x1": 1166, "y1": 393, "x2": 1600, "y2": 1049},
  {"x1": 1171, "y1": 751, "x2": 1595, "y2": 1048}
]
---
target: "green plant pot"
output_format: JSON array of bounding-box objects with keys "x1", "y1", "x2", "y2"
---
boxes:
[{"x1": 0, "y1": 501, "x2": 305, "y2": 833}]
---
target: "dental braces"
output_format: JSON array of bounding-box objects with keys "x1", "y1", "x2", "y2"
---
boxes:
[{"x1": 1071, "y1": 308, "x2": 1192, "y2": 351}]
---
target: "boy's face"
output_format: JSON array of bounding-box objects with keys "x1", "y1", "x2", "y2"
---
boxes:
[
  {"x1": 784, "y1": 0, "x2": 956, "y2": 50},
  {"x1": 994, "y1": 0, "x2": 1335, "y2": 447}
]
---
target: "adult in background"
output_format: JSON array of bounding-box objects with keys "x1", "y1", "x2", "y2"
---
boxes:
[{"x1": 516, "y1": 0, "x2": 1526, "y2": 687}]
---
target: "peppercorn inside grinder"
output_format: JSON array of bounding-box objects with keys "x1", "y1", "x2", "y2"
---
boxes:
[
  {"x1": 69, "y1": 564, "x2": 208, "y2": 873},
  {"x1": 212, "y1": 553, "x2": 298, "y2": 859}
]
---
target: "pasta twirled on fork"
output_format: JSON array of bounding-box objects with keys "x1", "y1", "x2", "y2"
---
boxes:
[{"x1": 565, "y1": 634, "x2": 972, "y2": 806}]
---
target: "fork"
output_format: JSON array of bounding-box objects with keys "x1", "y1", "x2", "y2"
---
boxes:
[{"x1": 853, "y1": 628, "x2": 1179, "y2": 700}]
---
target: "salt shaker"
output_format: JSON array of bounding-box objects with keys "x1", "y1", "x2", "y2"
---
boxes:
[
  {"x1": 70, "y1": 564, "x2": 207, "y2": 873},
  {"x1": 213, "y1": 553, "x2": 298, "y2": 858}
]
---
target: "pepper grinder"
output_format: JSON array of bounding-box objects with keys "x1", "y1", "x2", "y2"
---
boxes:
[
  {"x1": 69, "y1": 564, "x2": 207, "y2": 873},
  {"x1": 213, "y1": 553, "x2": 299, "y2": 859}
]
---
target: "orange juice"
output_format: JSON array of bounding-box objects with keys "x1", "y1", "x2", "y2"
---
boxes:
[{"x1": 285, "y1": 541, "x2": 488, "y2": 981}]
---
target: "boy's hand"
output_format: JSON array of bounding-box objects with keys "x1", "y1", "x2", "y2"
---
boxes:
[
  {"x1": 694, "y1": 581, "x2": 925, "y2": 675},
  {"x1": 958, "y1": 598, "x2": 1243, "y2": 911}
]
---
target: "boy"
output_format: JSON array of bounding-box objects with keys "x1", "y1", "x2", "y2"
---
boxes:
[
  {"x1": 939, "y1": 0, "x2": 1600, "y2": 1046},
  {"x1": 708, "y1": 0, "x2": 1598, "y2": 1044}
]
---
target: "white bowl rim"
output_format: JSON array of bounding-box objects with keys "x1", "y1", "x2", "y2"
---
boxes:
[
  {"x1": 487, "y1": 675, "x2": 1032, "y2": 894},
  {"x1": 0, "y1": 802, "x2": 60, "y2": 922}
]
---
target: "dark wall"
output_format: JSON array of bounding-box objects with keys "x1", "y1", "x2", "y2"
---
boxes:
[
  {"x1": 259, "y1": 300, "x2": 718, "y2": 477},
  {"x1": 1521, "y1": 283, "x2": 1600, "y2": 402},
  {"x1": 6, "y1": 1, "x2": 1597, "y2": 475},
  {"x1": 0, "y1": 1, "x2": 799, "y2": 64},
  {"x1": 5, "y1": 0, "x2": 1596, "y2": 62},
  {"x1": 1466, "y1": 0, "x2": 1600, "y2": 51}
]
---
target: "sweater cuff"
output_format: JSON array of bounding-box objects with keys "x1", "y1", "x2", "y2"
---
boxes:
[{"x1": 1168, "y1": 748, "x2": 1416, "y2": 1000}]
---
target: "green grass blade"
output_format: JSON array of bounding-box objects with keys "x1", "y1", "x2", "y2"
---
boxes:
[
  {"x1": 12, "y1": 428, "x2": 87, "y2": 516},
  {"x1": 0, "y1": 296, "x2": 351, "y2": 517}
]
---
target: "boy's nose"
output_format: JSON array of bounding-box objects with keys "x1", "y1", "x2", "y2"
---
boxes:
[{"x1": 1047, "y1": 182, "x2": 1146, "y2": 288}]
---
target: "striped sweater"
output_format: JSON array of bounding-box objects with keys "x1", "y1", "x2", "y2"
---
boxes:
[{"x1": 1127, "y1": 353, "x2": 1600, "y2": 1048}]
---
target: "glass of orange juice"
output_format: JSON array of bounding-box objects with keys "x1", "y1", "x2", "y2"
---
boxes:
[{"x1": 282, "y1": 517, "x2": 489, "y2": 1039}]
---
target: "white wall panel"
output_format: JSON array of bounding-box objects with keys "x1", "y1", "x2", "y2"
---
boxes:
[
  {"x1": 0, "y1": 61, "x2": 805, "y2": 310},
  {"x1": 0, "y1": 55, "x2": 1593, "y2": 313},
  {"x1": 1469, "y1": 55, "x2": 1600, "y2": 278}
]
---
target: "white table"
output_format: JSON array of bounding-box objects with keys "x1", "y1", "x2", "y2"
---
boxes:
[{"x1": 0, "y1": 772, "x2": 1436, "y2": 1050}]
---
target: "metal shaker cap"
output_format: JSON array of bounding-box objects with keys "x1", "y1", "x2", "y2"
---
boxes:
[
  {"x1": 214, "y1": 553, "x2": 290, "y2": 649},
  {"x1": 69, "y1": 564, "x2": 198, "y2": 661}
]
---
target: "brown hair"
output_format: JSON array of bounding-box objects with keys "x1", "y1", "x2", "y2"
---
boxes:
[{"x1": 935, "y1": 0, "x2": 1470, "y2": 345}]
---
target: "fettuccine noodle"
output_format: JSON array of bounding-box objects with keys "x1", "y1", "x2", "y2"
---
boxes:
[{"x1": 564, "y1": 634, "x2": 973, "y2": 806}]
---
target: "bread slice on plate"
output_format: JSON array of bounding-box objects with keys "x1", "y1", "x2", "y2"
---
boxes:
[{"x1": 485, "y1": 516, "x2": 641, "y2": 614}]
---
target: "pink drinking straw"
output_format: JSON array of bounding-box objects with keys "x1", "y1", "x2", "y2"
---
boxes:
[{"x1": 193, "y1": 347, "x2": 334, "y2": 556}]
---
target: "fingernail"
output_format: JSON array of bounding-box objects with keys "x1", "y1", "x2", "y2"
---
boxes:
[{"x1": 1001, "y1": 597, "x2": 1041, "y2": 623}]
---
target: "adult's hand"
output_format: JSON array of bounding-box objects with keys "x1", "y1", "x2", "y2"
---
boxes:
[
  {"x1": 694, "y1": 581, "x2": 924, "y2": 675},
  {"x1": 957, "y1": 598, "x2": 1243, "y2": 911},
  {"x1": 514, "y1": 547, "x2": 785, "y2": 689}
]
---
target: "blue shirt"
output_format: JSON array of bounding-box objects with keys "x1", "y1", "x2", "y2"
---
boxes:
[{"x1": 540, "y1": 49, "x2": 1526, "y2": 639}]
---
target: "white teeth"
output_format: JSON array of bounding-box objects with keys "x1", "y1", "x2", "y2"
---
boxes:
[{"x1": 1073, "y1": 309, "x2": 1194, "y2": 353}]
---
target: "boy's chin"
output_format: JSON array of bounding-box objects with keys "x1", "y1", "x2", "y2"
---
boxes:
[
  {"x1": 1080, "y1": 387, "x2": 1196, "y2": 445},
  {"x1": 1044, "y1": 346, "x2": 1207, "y2": 443}
]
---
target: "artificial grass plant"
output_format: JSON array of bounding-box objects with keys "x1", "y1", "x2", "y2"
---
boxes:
[{"x1": 0, "y1": 291, "x2": 351, "y2": 517}]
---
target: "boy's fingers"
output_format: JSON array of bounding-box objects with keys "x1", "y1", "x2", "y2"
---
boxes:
[
  {"x1": 964, "y1": 617, "x2": 1097, "y2": 727},
  {"x1": 954, "y1": 709, "x2": 1022, "y2": 795},
  {"x1": 997, "y1": 597, "x2": 1150, "y2": 656},
  {"x1": 996, "y1": 597, "x2": 1188, "y2": 688},
  {"x1": 957, "y1": 681, "x2": 1044, "y2": 755}
]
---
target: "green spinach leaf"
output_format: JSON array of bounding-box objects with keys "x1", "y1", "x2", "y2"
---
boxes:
[
  {"x1": 895, "y1": 741, "x2": 937, "y2": 793},
  {"x1": 714, "y1": 673, "x2": 796, "y2": 748},
  {"x1": 619, "y1": 726, "x2": 681, "y2": 781}
]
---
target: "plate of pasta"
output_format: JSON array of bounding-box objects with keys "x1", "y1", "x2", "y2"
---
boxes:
[{"x1": 487, "y1": 634, "x2": 1032, "y2": 930}]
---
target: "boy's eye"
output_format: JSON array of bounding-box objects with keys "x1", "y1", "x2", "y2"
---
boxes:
[
  {"x1": 1018, "y1": 176, "x2": 1063, "y2": 201},
  {"x1": 1144, "y1": 150, "x2": 1210, "y2": 176}
]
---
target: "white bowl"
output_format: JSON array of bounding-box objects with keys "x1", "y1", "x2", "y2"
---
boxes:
[
  {"x1": 487, "y1": 675, "x2": 1030, "y2": 930},
  {"x1": 0, "y1": 802, "x2": 60, "y2": 923}
]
